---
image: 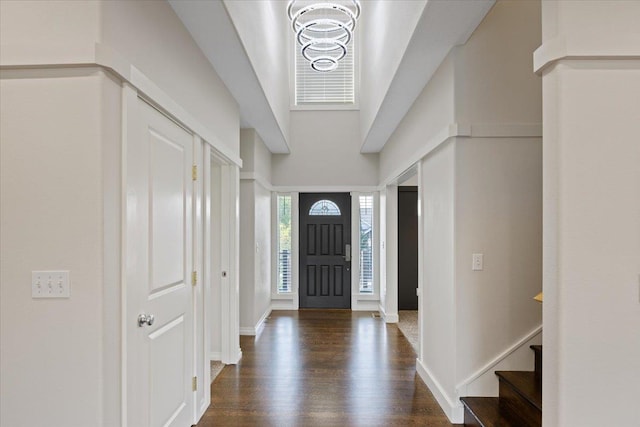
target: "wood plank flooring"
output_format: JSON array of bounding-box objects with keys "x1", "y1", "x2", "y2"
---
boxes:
[{"x1": 197, "y1": 310, "x2": 458, "y2": 426}]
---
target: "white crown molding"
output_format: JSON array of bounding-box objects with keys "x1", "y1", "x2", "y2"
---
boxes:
[
  {"x1": 534, "y1": 33, "x2": 640, "y2": 74},
  {"x1": 380, "y1": 122, "x2": 542, "y2": 187},
  {"x1": 0, "y1": 42, "x2": 243, "y2": 168}
]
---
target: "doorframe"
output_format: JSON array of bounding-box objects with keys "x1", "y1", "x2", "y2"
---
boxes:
[
  {"x1": 205, "y1": 150, "x2": 241, "y2": 365},
  {"x1": 270, "y1": 187, "x2": 380, "y2": 311},
  {"x1": 121, "y1": 83, "x2": 242, "y2": 426},
  {"x1": 379, "y1": 163, "x2": 424, "y2": 360}
]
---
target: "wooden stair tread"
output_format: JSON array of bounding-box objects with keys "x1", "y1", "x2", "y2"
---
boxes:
[
  {"x1": 461, "y1": 397, "x2": 516, "y2": 427},
  {"x1": 495, "y1": 371, "x2": 542, "y2": 410},
  {"x1": 530, "y1": 345, "x2": 542, "y2": 354}
]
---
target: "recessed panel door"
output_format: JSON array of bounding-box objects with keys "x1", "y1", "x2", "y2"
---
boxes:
[
  {"x1": 299, "y1": 193, "x2": 351, "y2": 309},
  {"x1": 126, "y1": 97, "x2": 194, "y2": 427}
]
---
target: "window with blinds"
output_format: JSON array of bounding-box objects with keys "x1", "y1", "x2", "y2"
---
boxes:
[
  {"x1": 277, "y1": 195, "x2": 292, "y2": 293},
  {"x1": 294, "y1": 35, "x2": 356, "y2": 105},
  {"x1": 359, "y1": 195, "x2": 374, "y2": 294}
]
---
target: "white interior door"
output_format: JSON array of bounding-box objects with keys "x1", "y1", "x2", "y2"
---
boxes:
[{"x1": 126, "y1": 96, "x2": 194, "y2": 427}]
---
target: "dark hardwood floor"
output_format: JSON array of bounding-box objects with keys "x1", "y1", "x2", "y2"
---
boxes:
[{"x1": 197, "y1": 310, "x2": 458, "y2": 426}]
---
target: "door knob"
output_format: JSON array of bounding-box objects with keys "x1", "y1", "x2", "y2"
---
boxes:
[{"x1": 138, "y1": 313, "x2": 155, "y2": 327}]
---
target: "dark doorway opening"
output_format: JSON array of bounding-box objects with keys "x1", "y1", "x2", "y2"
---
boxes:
[{"x1": 398, "y1": 186, "x2": 418, "y2": 310}]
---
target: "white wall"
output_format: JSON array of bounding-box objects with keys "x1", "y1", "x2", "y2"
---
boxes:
[
  {"x1": 418, "y1": 141, "x2": 457, "y2": 415},
  {"x1": 253, "y1": 183, "x2": 272, "y2": 325},
  {"x1": 379, "y1": 54, "x2": 456, "y2": 183},
  {"x1": 239, "y1": 130, "x2": 273, "y2": 333},
  {"x1": 0, "y1": 0, "x2": 100, "y2": 59},
  {"x1": 0, "y1": 1, "x2": 242, "y2": 424},
  {"x1": 538, "y1": 2, "x2": 640, "y2": 425},
  {"x1": 0, "y1": 69, "x2": 117, "y2": 427},
  {"x1": 239, "y1": 180, "x2": 256, "y2": 331},
  {"x1": 359, "y1": 0, "x2": 427, "y2": 144},
  {"x1": 455, "y1": 0, "x2": 542, "y2": 126},
  {"x1": 379, "y1": 1, "x2": 543, "y2": 421},
  {"x1": 223, "y1": 0, "x2": 290, "y2": 147},
  {"x1": 100, "y1": 0, "x2": 240, "y2": 154},
  {"x1": 454, "y1": 137, "x2": 542, "y2": 391},
  {"x1": 272, "y1": 111, "x2": 378, "y2": 187}
]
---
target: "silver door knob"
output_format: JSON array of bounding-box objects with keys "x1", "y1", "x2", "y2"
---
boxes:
[{"x1": 138, "y1": 313, "x2": 155, "y2": 327}]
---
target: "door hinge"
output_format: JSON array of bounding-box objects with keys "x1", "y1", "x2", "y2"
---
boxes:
[
  {"x1": 191, "y1": 271, "x2": 197, "y2": 286},
  {"x1": 192, "y1": 376, "x2": 197, "y2": 392},
  {"x1": 192, "y1": 165, "x2": 198, "y2": 181}
]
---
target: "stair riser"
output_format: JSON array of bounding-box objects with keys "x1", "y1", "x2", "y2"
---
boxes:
[
  {"x1": 499, "y1": 381, "x2": 541, "y2": 427},
  {"x1": 463, "y1": 407, "x2": 482, "y2": 427},
  {"x1": 531, "y1": 345, "x2": 542, "y2": 382}
]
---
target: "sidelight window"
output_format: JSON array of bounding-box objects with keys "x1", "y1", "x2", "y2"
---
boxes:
[
  {"x1": 277, "y1": 195, "x2": 292, "y2": 293},
  {"x1": 359, "y1": 195, "x2": 374, "y2": 294}
]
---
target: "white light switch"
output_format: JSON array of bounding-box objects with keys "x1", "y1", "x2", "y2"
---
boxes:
[
  {"x1": 32, "y1": 271, "x2": 70, "y2": 298},
  {"x1": 472, "y1": 254, "x2": 483, "y2": 271}
]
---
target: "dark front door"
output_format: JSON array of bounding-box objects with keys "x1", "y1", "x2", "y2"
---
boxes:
[
  {"x1": 398, "y1": 186, "x2": 419, "y2": 310},
  {"x1": 299, "y1": 193, "x2": 351, "y2": 309}
]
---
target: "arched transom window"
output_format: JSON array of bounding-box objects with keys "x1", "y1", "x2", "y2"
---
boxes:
[{"x1": 309, "y1": 200, "x2": 341, "y2": 216}]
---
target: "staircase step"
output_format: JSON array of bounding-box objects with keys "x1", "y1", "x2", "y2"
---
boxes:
[
  {"x1": 461, "y1": 397, "x2": 518, "y2": 427},
  {"x1": 496, "y1": 371, "x2": 542, "y2": 426},
  {"x1": 530, "y1": 345, "x2": 542, "y2": 381}
]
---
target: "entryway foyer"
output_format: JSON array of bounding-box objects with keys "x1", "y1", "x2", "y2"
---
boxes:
[{"x1": 199, "y1": 311, "x2": 454, "y2": 426}]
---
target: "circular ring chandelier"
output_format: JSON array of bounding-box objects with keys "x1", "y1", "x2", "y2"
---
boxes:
[{"x1": 287, "y1": 0, "x2": 361, "y2": 72}]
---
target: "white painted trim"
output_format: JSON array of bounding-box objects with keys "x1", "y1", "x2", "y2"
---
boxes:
[
  {"x1": 455, "y1": 325, "x2": 543, "y2": 397},
  {"x1": 355, "y1": 294, "x2": 379, "y2": 301},
  {"x1": 379, "y1": 123, "x2": 543, "y2": 186},
  {"x1": 192, "y1": 134, "x2": 206, "y2": 425},
  {"x1": 533, "y1": 33, "x2": 640, "y2": 74},
  {"x1": 120, "y1": 83, "x2": 137, "y2": 427},
  {"x1": 351, "y1": 192, "x2": 361, "y2": 310},
  {"x1": 239, "y1": 307, "x2": 272, "y2": 336},
  {"x1": 271, "y1": 299, "x2": 297, "y2": 310},
  {"x1": 416, "y1": 161, "x2": 424, "y2": 361},
  {"x1": 416, "y1": 358, "x2": 464, "y2": 424},
  {"x1": 0, "y1": 42, "x2": 243, "y2": 168},
  {"x1": 209, "y1": 352, "x2": 222, "y2": 361},
  {"x1": 352, "y1": 300, "x2": 380, "y2": 312},
  {"x1": 240, "y1": 172, "x2": 274, "y2": 191},
  {"x1": 271, "y1": 293, "x2": 294, "y2": 300},
  {"x1": 468, "y1": 123, "x2": 542, "y2": 138},
  {"x1": 291, "y1": 193, "x2": 300, "y2": 311},
  {"x1": 377, "y1": 303, "x2": 399, "y2": 324},
  {"x1": 273, "y1": 185, "x2": 381, "y2": 193}
]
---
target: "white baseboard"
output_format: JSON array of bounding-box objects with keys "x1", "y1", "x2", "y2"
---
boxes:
[
  {"x1": 416, "y1": 358, "x2": 464, "y2": 423},
  {"x1": 209, "y1": 351, "x2": 222, "y2": 361},
  {"x1": 240, "y1": 307, "x2": 272, "y2": 336},
  {"x1": 352, "y1": 299, "x2": 380, "y2": 311},
  {"x1": 271, "y1": 298, "x2": 297, "y2": 310},
  {"x1": 378, "y1": 303, "x2": 399, "y2": 323}
]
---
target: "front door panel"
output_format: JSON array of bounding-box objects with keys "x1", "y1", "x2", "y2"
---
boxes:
[{"x1": 299, "y1": 193, "x2": 351, "y2": 309}]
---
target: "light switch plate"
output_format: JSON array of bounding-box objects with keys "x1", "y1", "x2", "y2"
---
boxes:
[
  {"x1": 472, "y1": 254, "x2": 483, "y2": 271},
  {"x1": 32, "y1": 271, "x2": 70, "y2": 298}
]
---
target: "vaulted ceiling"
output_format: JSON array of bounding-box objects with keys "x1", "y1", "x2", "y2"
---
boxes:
[{"x1": 170, "y1": 0, "x2": 494, "y2": 155}]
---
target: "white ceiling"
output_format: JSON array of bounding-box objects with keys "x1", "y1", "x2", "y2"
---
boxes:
[{"x1": 171, "y1": 0, "x2": 495, "y2": 155}]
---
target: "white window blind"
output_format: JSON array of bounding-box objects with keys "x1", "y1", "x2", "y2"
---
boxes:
[
  {"x1": 295, "y1": 35, "x2": 355, "y2": 105},
  {"x1": 277, "y1": 195, "x2": 292, "y2": 293},
  {"x1": 359, "y1": 195, "x2": 374, "y2": 294}
]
